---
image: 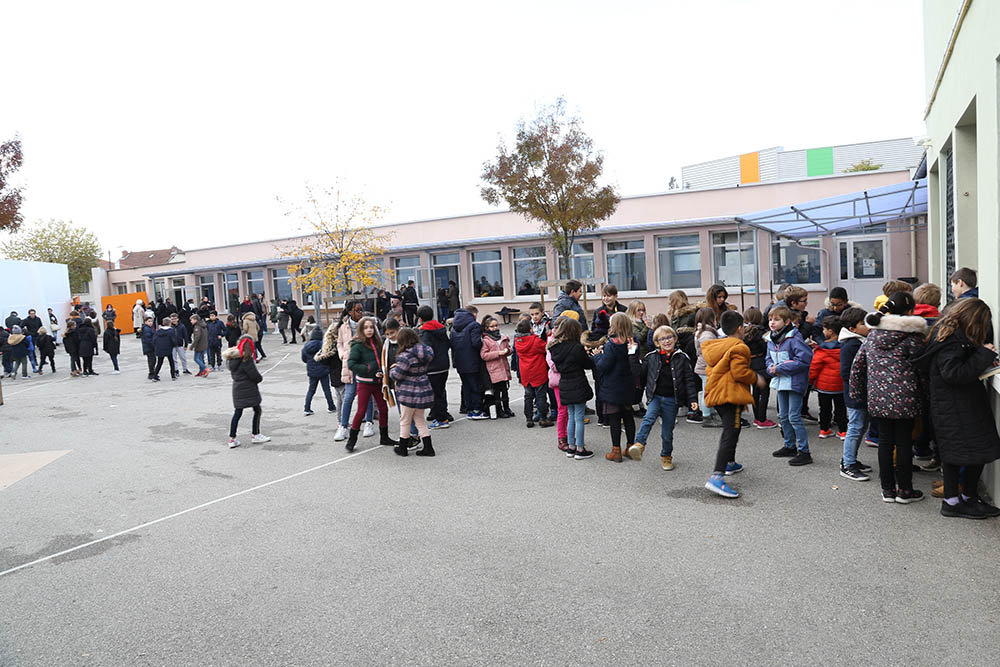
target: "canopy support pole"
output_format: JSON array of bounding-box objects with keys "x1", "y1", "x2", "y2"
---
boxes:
[{"x1": 737, "y1": 220, "x2": 745, "y2": 311}]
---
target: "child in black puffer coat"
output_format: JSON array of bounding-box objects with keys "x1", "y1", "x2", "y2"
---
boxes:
[{"x1": 849, "y1": 291, "x2": 927, "y2": 504}]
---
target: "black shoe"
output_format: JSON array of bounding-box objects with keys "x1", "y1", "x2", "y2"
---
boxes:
[
  {"x1": 686, "y1": 411, "x2": 703, "y2": 424},
  {"x1": 801, "y1": 411, "x2": 819, "y2": 424},
  {"x1": 538, "y1": 420, "x2": 554, "y2": 428},
  {"x1": 345, "y1": 428, "x2": 360, "y2": 452},
  {"x1": 151, "y1": 376, "x2": 160, "y2": 382},
  {"x1": 788, "y1": 452, "x2": 813, "y2": 466},
  {"x1": 840, "y1": 464, "x2": 870, "y2": 482},
  {"x1": 894, "y1": 488, "x2": 924, "y2": 504},
  {"x1": 740, "y1": 418, "x2": 751, "y2": 428},
  {"x1": 940, "y1": 500, "x2": 988, "y2": 519},
  {"x1": 526, "y1": 420, "x2": 535, "y2": 428},
  {"x1": 772, "y1": 447, "x2": 797, "y2": 457},
  {"x1": 393, "y1": 443, "x2": 409, "y2": 457},
  {"x1": 881, "y1": 488, "x2": 897, "y2": 503},
  {"x1": 855, "y1": 460, "x2": 873, "y2": 473},
  {"x1": 378, "y1": 426, "x2": 397, "y2": 447},
  {"x1": 415, "y1": 436, "x2": 435, "y2": 457},
  {"x1": 968, "y1": 497, "x2": 1000, "y2": 517},
  {"x1": 183, "y1": 370, "x2": 192, "y2": 375}
]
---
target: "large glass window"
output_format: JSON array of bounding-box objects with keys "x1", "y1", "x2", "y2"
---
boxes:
[
  {"x1": 271, "y1": 268, "x2": 293, "y2": 302},
  {"x1": 246, "y1": 270, "x2": 264, "y2": 298},
  {"x1": 471, "y1": 250, "x2": 503, "y2": 297},
  {"x1": 558, "y1": 241, "x2": 596, "y2": 293},
  {"x1": 113, "y1": 283, "x2": 128, "y2": 295},
  {"x1": 395, "y1": 256, "x2": 423, "y2": 297},
  {"x1": 198, "y1": 275, "x2": 216, "y2": 305},
  {"x1": 772, "y1": 239, "x2": 822, "y2": 285},
  {"x1": 657, "y1": 234, "x2": 701, "y2": 290},
  {"x1": 711, "y1": 232, "x2": 755, "y2": 288},
  {"x1": 512, "y1": 246, "x2": 547, "y2": 295},
  {"x1": 153, "y1": 280, "x2": 165, "y2": 302},
  {"x1": 432, "y1": 253, "x2": 460, "y2": 297},
  {"x1": 224, "y1": 272, "x2": 240, "y2": 314},
  {"x1": 605, "y1": 240, "x2": 646, "y2": 292},
  {"x1": 132, "y1": 281, "x2": 146, "y2": 294},
  {"x1": 171, "y1": 278, "x2": 186, "y2": 306}
]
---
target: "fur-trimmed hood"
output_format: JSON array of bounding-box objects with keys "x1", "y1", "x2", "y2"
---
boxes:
[
  {"x1": 222, "y1": 334, "x2": 255, "y2": 360},
  {"x1": 864, "y1": 313, "x2": 928, "y2": 334},
  {"x1": 824, "y1": 298, "x2": 863, "y2": 311},
  {"x1": 314, "y1": 322, "x2": 339, "y2": 361},
  {"x1": 241, "y1": 312, "x2": 257, "y2": 323},
  {"x1": 580, "y1": 331, "x2": 607, "y2": 349}
]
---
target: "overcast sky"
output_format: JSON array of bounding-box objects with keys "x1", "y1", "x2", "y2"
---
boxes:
[{"x1": 1, "y1": 0, "x2": 926, "y2": 257}]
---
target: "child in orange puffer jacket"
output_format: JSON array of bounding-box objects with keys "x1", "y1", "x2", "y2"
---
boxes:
[{"x1": 809, "y1": 315, "x2": 847, "y2": 438}]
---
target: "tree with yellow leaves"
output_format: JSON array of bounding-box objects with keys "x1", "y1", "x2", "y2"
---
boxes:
[{"x1": 281, "y1": 183, "x2": 394, "y2": 302}]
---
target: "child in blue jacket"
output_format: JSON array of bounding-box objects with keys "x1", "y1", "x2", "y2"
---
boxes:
[{"x1": 766, "y1": 306, "x2": 814, "y2": 466}]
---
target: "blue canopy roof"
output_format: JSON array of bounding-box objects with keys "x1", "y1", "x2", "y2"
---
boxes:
[{"x1": 737, "y1": 178, "x2": 927, "y2": 238}]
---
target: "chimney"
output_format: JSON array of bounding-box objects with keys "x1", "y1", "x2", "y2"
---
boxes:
[{"x1": 121, "y1": 250, "x2": 129, "y2": 258}]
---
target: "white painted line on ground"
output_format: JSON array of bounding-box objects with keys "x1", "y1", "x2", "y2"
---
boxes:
[
  {"x1": 260, "y1": 353, "x2": 290, "y2": 375},
  {"x1": 4, "y1": 373, "x2": 74, "y2": 397},
  {"x1": 0, "y1": 445, "x2": 382, "y2": 579}
]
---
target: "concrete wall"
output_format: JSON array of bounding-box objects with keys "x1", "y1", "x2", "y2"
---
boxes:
[{"x1": 923, "y1": 0, "x2": 1000, "y2": 498}]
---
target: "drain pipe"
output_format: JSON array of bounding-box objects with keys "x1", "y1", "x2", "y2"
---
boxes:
[{"x1": 924, "y1": 0, "x2": 972, "y2": 119}]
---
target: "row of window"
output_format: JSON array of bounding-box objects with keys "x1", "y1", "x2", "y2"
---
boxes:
[{"x1": 394, "y1": 233, "x2": 823, "y2": 298}]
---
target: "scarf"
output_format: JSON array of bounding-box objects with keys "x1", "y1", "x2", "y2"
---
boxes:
[
  {"x1": 771, "y1": 322, "x2": 795, "y2": 345},
  {"x1": 485, "y1": 330, "x2": 501, "y2": 341}
]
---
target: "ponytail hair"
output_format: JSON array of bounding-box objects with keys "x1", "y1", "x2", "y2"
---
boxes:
[{"x1": 866, "y1": 291, "x2": 916, "y2": 327}]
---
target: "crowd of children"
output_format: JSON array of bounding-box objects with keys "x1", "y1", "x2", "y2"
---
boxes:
[{"x1": 267, "y1": 270, "x2": 1000, "y2": 519}]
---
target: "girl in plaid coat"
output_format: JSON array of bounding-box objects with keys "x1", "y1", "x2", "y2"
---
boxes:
[{"x1": 389, "y1": 328, "x2": 436, "y2": 458}]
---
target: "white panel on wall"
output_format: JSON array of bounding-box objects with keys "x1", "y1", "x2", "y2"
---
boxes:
[{"x1": 0, "y1": 260, "x2": 73, "y2": 324}]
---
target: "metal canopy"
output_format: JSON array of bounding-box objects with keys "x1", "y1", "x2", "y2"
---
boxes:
[{"x1": 736, "y1": 178, "x2": 927, "y2": 238}]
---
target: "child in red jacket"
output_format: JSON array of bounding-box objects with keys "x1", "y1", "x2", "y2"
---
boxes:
[
  {"x1": 514, "y1": 319, "x2": 552, "y2": 428},
  {"x1": 809, "y1": 315, "x2": 847, "y2": 438}
]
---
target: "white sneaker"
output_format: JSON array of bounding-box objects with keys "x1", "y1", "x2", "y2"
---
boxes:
[
  {"x1": 251, "y1": 434, "x2": 271, "y2": 444},
  {"x1": 113, "y1": 370, "x2": 121, "y2": 375},
  {"x1": 362, "y1": 421, "x2": 375, "y2": 438},
  {"x1": 333, "y1": 425, "x2": 348, "y2": 441},
  {"x1": 228, "y1": 438, "x2": 240, "y2": 449}
]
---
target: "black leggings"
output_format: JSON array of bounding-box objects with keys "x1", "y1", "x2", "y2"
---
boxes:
[
  {"x1": 714, "y1": 403, "x2": 742, "y2": 473},
  {"x1": 82, "y1": 355, "x2": 94, "y2": 374},
  {"x1": 70, "y1": 354, "x2": 81, "y2": 372},
  {"x1": 607, "y1": 406, "x2": 635, "y2": 448},
  {"x1": 878, "y1": 417, "x2": 914, "y2": 491},
  {"x1": 231, "y1": 406, "x2": 262, "y2": 437},
  {"x1": 486, "y1": 381, "x2": 510, "y2": 415},
  {"x1": 146, "y1": 352, "x2": 156, "y2": 376},
  {"x1": 818, "y1": 392, "x2": 847, "y2": 432},
  {"x1": 42, "y1": 352, "x2": 55, "y2": 372},
  {"x1": 943, "y1": 463, "x2": 984, "y2": 500},
  {"x1": 752, "y1": 383, "x2": 770, "y2": 422}
]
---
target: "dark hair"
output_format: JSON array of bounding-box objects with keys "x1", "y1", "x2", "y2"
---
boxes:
[
  {"x1": 515, "y1": 320, "x2": 531, "y2": 334},
  {"x1": 396, "y1": 327, "x2": 420, "y2": 352},
  {"x1": 209, "y1": 310, "x2": 218, "y2": 316},
  {"x1": 949, "y1": 267, "x2": 977, "y2": 288},
  {"x1": 564, "y1": 279, "x2": 583, "y2": 294},
  {"x1": 602, "y1": 284, "x2": 618, "y2": 297},
  {"x1": 695, "y1": 307, "x2": 716, "y2": 330},
  {"x1": 407, "y1": 280, "x2": 415, "y2": 285},
  {"x1": 867, "y1": 291, "x2": 916, "y2": 327},
  {"x1": 829, "y1": 287, "x2": 848, "y2": 301},
  {"x1": 784, "y1": 285, "x2": 808, "y2": 305},
  {"x1": 384, "y1": 318, "x2": 400, "y2": 331},
  {"x1": 839, "y1": 307, "x2": 867, "y2": 330},
  {"x1": 416, "y1": 305, "x2": 434, "y2": 322},
  {"x1": 742, "y1": 306, "x2": 762, "y2": 326},
  {"x1": 821, "y1": 315, "x2": 842, "y2": 336},
  {"x1": 529, "y1": 302, "x2": 542, "y2": 311},
  {"x1": 881, "y1": 280, "x2": 913, "y2": 297},
  {"x1": 465, "y1": 305, "x2": 478, "y2": 315},
  {"x1": 720, "y1": 310, "x2": 744, "y2": 335},
  {"x1": 481, "y1": 315, "x2": 497, "y2": 328}
]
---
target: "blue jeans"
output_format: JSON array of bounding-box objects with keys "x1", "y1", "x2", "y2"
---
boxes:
[
  {"x1": 340, "y1": 380, "x2": 375, "y2": 428},
  {"x1": 305, "y1": 374, "x2": 334, "y2": 411},
  {"x1": 194, "y1": 350, "x2": 207, "y2": 372},
  {"x1": 566, "y1": 403, "x2": 586, "y2": 448},
  {"x1": 635, "y1": 395, "x2": 678, "y2": 456},
  {"x1": 777, "y1": 389, "x2": 809, "y2": 453},
  {"x1": 843, "y1": 406, "x2": 869, "y2": 466},
  {"x1": 698, "y1": 374, "x2": 714, "y2": 417}
]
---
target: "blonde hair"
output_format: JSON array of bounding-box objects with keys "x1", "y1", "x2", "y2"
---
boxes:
[
  {"x1": 608, "y1": 312, "x2": 634, "y2": 342},
  {"x1": 626, "y1": 300, "x2": 646, "y2": 321},
  {"x1": 914, "y1": 283, "x2": 941, "y2": 307},
  {"x1": 652, "y1": 325, "x2": 677, "y2": 343},
  {"x1": 667, "y1": 291, "x2": 689, "y2": 318}
]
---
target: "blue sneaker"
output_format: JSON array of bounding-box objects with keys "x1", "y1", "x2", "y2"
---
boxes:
[
  {"x1": 724, "y1": 462, "x2": 743, "y2": 476},
  {"x1": 467, "y1": 410, "x2": 490, "y2": 421},
  {"x1": 705, "y1": 474, "x2": 739, "y2": 498},
  {"x1": 429, "y1": 419, "x2": 450, "y2": 430}
]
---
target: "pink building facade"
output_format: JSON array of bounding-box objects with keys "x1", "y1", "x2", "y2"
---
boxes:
[{"x1": 103, "y1": 169, "x2": 927, "y2": 320}]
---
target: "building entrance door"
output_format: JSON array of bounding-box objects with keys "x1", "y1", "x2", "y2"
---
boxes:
[{"x1": 838, "y1": 236, "x2": 888, "y2": 308}]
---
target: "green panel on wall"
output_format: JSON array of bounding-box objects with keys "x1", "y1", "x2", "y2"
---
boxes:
[{"x1": 806, "y1": 147, "x2": 834, "y2": 176}]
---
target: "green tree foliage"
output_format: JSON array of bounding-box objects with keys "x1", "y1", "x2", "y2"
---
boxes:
[
  {"x1": 0, "y1": 136, "x2": 25, "y2": 232},
  {"x1": 481, "y1": 98, "x2": 620, "y2": 278},
  {"x1": 844, "y1": 158, "x2": 882, "y2": 173},
  {"x1": 1, "y1": 219, "x2": 102, "y2": 292}
]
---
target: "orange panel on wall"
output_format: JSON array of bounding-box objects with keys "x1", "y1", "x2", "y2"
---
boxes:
[
  {"x1": 101, "y1": 291, "x2": 150, "y2": 334},
  {"x1": 739, "y1": 152, "x2": 760, "y2": 184}
]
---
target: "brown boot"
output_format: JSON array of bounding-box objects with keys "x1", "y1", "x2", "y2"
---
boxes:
[
  {"x1": 605, "y1": 446, "x2": 622, "y2": 462},
  {"x1": 626, "y1": 443, "x2": 644, "y2": 461}
]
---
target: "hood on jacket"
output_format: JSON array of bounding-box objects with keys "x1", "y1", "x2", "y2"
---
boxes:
[
  {"x1": 823, "y1": 298, "x2": 863, "y2": 311},
  {"x1": 7, "y1": 333, "x2": 25, "y2": 345},
  {"x1": 701, "y1": 336, "x2": 745, "y2": 368},
  {"x1": 815, "y1": 339, "x2": 840, "y2": 350},
  {"x1": 404, "y1": 342, "x2": 433, "y2": 363},
  {"x1": 671, "y1": 304, "x2": 698, "y2": 319},
  {"x1": 864, "y1": 313, "x2": 927, "y2": 351},
  {"x1": 242, "y1": 312, "x2": 256, "y2": 323},
  {"x1": 914, "y1": 303, "x2": 940, "y2": 319},
  {"x1": 838, "y1": 327, "x2": 866, "y2": 343},
  {"x1": 310, "y1": 325, "x2": 324, "y2": 341},
  {"x1": 223, "y1": 334, "x2": 256, "y2": 360},
  {"x1": 580, "y1": 331, "x2": 607, "y2": 349},
  {"x1": 420, "y1": 319, "x2": 445, "y2": 331},
  {"x1": 315, "y1": 323, "x2": 339, "y2": 361},
  {"x1": 451, "y1": 309, "x2": 475, "y2": 332}
]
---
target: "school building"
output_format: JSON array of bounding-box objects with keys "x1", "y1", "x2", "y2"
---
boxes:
[
  {"x1": 92, "y1": 138, "x2": 927, "y2": 325},
  {"x1": 921, "y1": 0, "x2": 1000, "y2": 497}
]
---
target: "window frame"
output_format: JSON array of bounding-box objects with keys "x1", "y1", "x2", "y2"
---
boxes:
[
  {"x1": 470, "y1": 248, "x2": 504, "y2": 299},
  {"x1": 655, "y1": 233, "x2": 702, "y2": 292},
  {"x1": 557, "y1": 240, "x2": 598, "y2": 295},
  {"x1": 604, "y1": 238, "x2": 647, "y2": 295},
  {"x1": 710, "y1": 230, "x2": 756, "y2": 291},
  {"x1": 771, "y1": 237, "x2": 824, "y2": 286},
  {"x1": 511, "y1": 244, "x2": 548, "y2": 298}
]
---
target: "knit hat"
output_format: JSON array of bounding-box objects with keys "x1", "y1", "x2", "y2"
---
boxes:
[{"x1": 11, "y1": 325, "x2": 21, "y2": 334}]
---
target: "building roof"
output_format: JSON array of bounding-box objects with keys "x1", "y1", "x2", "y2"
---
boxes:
[{"x1": 118, "y1": 247, "x2": 184, "y2": 269}]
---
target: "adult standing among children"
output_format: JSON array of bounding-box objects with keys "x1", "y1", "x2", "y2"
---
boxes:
[
  {"x1": 277, "y1": 301, "x2": 291, "y2": 344},
  {"x1": 77, "y1": 318, "x2": 99, "y2": 376},
  {"x1": 103, "y1": 322, "x2": 122, "y2": 374},
  {"x1": 21, "y1": 309, "x2": 43, "y2": 337},
  {"x1": 402, "y1": 280, "x2": 419, "y2": 327},
  {"x1": 190, "y1": 314, "x2": 210, "y2": 376},
  {"x1": 132, "y1": 299, "x2": 146, "y2": 338},
  {"x1": 552, "y1": 280, "x2": 588, "y2": 330},
  {"x1": 447, "y1": 280, "x2": 460, "y2": 319},
  {"x1": 102, "y1": 304, "x2": 117, "y2": 330},
  {"x1": 916, "y1": 298, "x2": 1000, "y2": 519}
]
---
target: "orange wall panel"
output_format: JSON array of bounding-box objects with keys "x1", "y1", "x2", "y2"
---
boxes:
[
  {"x1": 739, "y1": 152, "x2": 760, "y2": 184},
  {"x1": 101, "y1": 291, "x2": 149, "y2": 334}
]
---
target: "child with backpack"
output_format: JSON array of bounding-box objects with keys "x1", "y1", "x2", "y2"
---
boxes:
[
  {"x1": 388, "y1": 327, "x2": 437, "y2": 457},
  {"x1": 849, "y1": 291, "x2": 928, "y2": 504},
  {"x1": 593, "y1": 313, "x2": 639, "y2": 462},
  {"x1": 547, "y1": 316, "x2": 594, "y2": 460}
]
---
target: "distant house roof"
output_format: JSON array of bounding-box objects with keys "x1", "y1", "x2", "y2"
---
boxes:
[
  {"x1": 96, "y1": 259, "x2": 114, "y2": 271},
  {"x1": 117, "y1": 247, "x2": 184, "y2": 269}
]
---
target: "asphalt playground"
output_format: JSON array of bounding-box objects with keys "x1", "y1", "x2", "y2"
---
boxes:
[{"x1": 1, "y1": 330, "x2": 999, "y2": 666}]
